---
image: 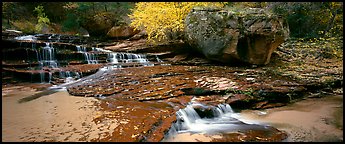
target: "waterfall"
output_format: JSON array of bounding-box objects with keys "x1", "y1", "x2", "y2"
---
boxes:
[
  {"x1": 75, "y1": 72, "x2": 80, "y2": 79},
  {"x1": 40, "y1": 71, "x2": 45, "y2": 83},
  {"x1": 108, "y1": 53, "x2": 119, "y2": 64},
  {"x1": 76, "y1": 45, "x2": 98, "y2": 64},
  {"x1": 176, "y1": 105, "x2": 201, "y2": 129},
  {"x1": 164, "y1": 103, "x2": 243, "y2": 141},
  {"x1": 162, "y1": 102, "x2": 285, "y2": 142},
  {"x1": 214, "y1": 104, "x2": 234, "y2": 117},
  {"x1": 156, "y1": 55, "x2": 164, "y2": 62},
  {"x1": 33, "y1": 42, "x2": 59, "y2": 83},
  {"x1": 33, "y1": 49, "x2": 40, "y2": 62},
  {"x1": 107, "y1": 52, "x2": 153, "y2": 67},
  {"x1": 66, "y1": 71, "x2": 71, "y2": 78},
  {"x1": 48, "y1": 72, "x2": 52, "y2": 83},
  {"x1": 13, "y1": 34, "x2": 165, "y2": 84},
  {"x1": 40, "y1": 43, "x2": 58, "y2": 68}
]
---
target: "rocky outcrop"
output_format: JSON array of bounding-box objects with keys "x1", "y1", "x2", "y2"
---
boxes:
[
  {"x1": 185, "y1": 7, "x2": 289, "y2": 65},
  {"x1": 81, "y1": 13, "x2": 115, "y2": 37},
  {"x1": 106, "y1": 25, "x2": 140, "y2": 39}
]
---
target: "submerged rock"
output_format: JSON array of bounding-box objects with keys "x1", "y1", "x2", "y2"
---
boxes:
[{"x1": 185, "y1": 7, "x2": 289, "y2": 65}]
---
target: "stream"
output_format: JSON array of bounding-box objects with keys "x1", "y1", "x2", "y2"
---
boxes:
[
  {"x1": 2, "y1": 86, "x2": 342, "y2": 142},
  {"x1": 2, "y1": 34, "x2": 343, "y2": 142}
]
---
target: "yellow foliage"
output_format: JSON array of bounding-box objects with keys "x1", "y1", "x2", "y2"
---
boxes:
[
  {"x1": 129, "y1": 2, "x2": 226, "y2": 43},
  {"x1": 232, "y1": 2, "x2": 266, "y2": 8}
]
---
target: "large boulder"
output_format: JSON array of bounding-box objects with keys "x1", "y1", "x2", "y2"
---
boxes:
[
  {"x1": 185, "y1": 7, "x2": 289, "y2": 65},
  {"x1": 81, "y1": 13, "x2": 115, "y2": 37}
]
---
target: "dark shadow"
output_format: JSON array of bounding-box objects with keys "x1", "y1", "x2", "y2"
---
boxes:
[{"x1": 17, "y1": 89, "x2": 59, "y2": 103}]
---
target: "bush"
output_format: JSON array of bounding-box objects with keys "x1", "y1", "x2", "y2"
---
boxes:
[
  {"x1": 61, "y1": 13, "x2": 79, "y2": 32},
  {"x1": 267, "y1": 2, "x2": 343, "y2": 38},
  {"x1": 33, "y1": 5, "x2": 50, "y2": 33},
  {"x1": 129, "y1": 2, "x2": 227, "y2": 43},
  {"x1": 62, "y1": 2, "x2": 134, "y2": 37}
]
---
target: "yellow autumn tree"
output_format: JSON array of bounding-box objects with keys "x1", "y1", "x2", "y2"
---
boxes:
[{"x1": 129, "y1": 2, "x2": 226, "y2": 43}]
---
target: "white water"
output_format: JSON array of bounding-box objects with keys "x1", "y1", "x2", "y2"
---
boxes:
[
  {"x1": 164, "y1": 102, "x2": 249, "y2": 140},
  {"x1": 14, "y1": 35, "x2": 37, "y2": 41},
  {"x1": 107, "y1": 52, "x2": 150, "y2": 64},
  {"x1": 48, "y1": 45, "x2": 157, "y2": 90},
  {"x1": 176, "y1": 103, "x2": 237, "y2": 131},
  {"x1": 41, "y1": 43, "x2": 58, "y2": 68},
  {"x1": 14, "y1": 34, "x2": 165, "y2": 86},
  {"x1": 35, "y1": 42, "x2": 59, "y2": 83},
  {"x1": 76, "y1": 45, "x2": 98, "y2": 64}
]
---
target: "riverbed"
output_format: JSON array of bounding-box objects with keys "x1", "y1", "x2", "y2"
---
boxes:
[
  {"x1": 2, "y1": 85, "x2": 107, "y2": 142},
  {"x1": 161, "y1": 91, "x2": 343, "y2": 142},
  {"x1": 235, "y1": 92, "x2": 343, "y2": 142},
  {"x1": 2, "y1": 84, "x2": 342, "y2": 142}
]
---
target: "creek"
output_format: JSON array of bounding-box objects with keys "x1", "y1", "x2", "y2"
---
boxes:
[{"x1": 2, "y1": 34, "x2": 342, "y2": 142}]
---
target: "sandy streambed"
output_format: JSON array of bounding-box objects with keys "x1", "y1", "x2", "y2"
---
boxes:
[
  {"x1": 235, "y1": 94, "x2": 343, "y2": 142},
  {"x1": 2, "y1": 85, "x2": 343, "y2": 142},
  {"x1": 2, "y1": 85, "x2": 118, "y2": 142}
]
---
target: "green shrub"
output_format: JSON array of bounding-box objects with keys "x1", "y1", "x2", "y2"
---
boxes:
[
  {"x1": 268, "y1": 2, "x2": 343, "y2": 38},
  {"x1": 33, "y1": 5, "x2": 50, "y2": 33},
  {"x1": 61, "y1": 13, "x2": 79, "y2": 32}
]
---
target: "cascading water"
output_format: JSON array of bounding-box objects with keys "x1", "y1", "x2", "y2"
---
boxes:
[
  {"x1": 167, "y1": 103, "x2": 235, "y2": 134},
  {"x1": 108, "y1": 53, "x2": 119, "y2": 64},
  {"x1": 107, "y1": 52, "x2": 151, "y2": 65},
  {"x1": 40, "y1": 71, "x2": 45, "y2": 83},
  {"x1": 156, "y1": 55, "x2": 164, "y2": 63},
  {"x1": 14, "y1": 35, "x2": 37, "y2": 41},
  {"x1": 163, "y1": 102, "x2": 262, "y2": 141},
  {"x1": 76, "y1": 45, "x2": 98, "y2": 64},
  {"x1": 40, "y1": 43, "x2": 58, "y2": 68},
  {"x1": 12, "y1": 34, "x2": 165, "y2": 85},
  {"x1": 38, "y1": 43, "x2": 59, "y2": 83}
]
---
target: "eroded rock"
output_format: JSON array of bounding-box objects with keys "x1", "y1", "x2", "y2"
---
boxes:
[
  {"x1": 185, "y1": 7, "x2": 289, "y2": 65},
  {"x1": 82, "y1": 13, "x2": 115, "y2": 37}
]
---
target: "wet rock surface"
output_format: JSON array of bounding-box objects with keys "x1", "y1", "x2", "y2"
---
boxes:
[
  {"x1": 210, "y1": 128, "x2": 288, "y2": 142},
  {"x1": 90, "y1": 98, "x2": 178, "y2": 142},
  {"x1": 67, "y1": 65, "x2": 197, "y2": 99},
  {"x1": 2, "y1": 64, "x2": 104, "y2": 85},
  {"x1": 66, "y1": 59, "x2": 342, "y2": 110},
  {"x1": 2, "y1": 32, "x2": 342, "y2": 142}
]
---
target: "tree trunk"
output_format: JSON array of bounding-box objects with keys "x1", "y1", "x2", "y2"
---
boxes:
[
  {"x1": 92, "y1": 3, "x2": 95, "y2": 15},
  {"x1": 323, "y1": 9, "x2": 337, "y2": 36}
]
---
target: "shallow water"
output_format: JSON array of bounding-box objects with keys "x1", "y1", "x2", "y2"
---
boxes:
[
  {"x1": 162, "y1": 95, "x2": 343, "y2": 142},
  {"x1": 2, "y1": 85, "x2": 343, "y2": 142},
  {"x1": 3, "y1": 34, "x2": 343, "y2": 142},
  {"x1": 234, "y1": 94, "x2": 343, "y2": 142},
  {"x1": 162, "y1": 103, "x2": 287, "y2": 142},
  {"x1": 2, "y1": 87, "x2": 110, "y2": 142}
]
